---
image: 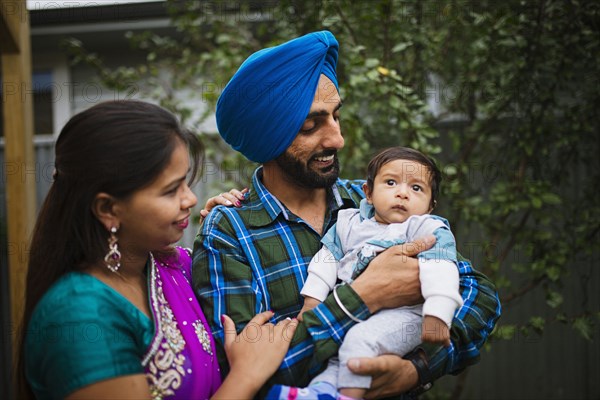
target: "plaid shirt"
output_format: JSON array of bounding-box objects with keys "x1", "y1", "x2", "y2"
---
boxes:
[{"x1": 192, "y1": 167, "x2": 501, "y2": 395}]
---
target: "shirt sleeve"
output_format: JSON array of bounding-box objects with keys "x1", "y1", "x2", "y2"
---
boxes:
[
  {"x1": 25, "y1": 278, "x2": 147, "y2": 399},
  {"x1": 192, "y1": 208, "x2": 370, "y2": 392}
]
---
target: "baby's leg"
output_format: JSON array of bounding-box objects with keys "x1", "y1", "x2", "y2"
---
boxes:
[
  {"x1": 309, "y1": 356, "x2": 340, "y2": 387},
  {"x1": 337, "y1": 307, "x2": 423, "y2": 396},
  {"x1": 266, "y1": 357, "x2": 341, "y2": 400}
]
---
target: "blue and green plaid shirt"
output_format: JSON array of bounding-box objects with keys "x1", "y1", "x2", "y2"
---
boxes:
[{"x1": 193, "y1": 167, "x2": 501, "y2": 395}]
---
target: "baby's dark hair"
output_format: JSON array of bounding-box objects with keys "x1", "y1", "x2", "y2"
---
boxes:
[{"x1": 365, "y1": 146, "x2": 442, "y2": 209}]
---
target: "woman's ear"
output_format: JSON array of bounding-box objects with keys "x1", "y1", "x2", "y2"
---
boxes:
[
  {"x1": 362, "y1": 182, "x2": 373, "y2": 204},
  {"x1": 92, "y1": 193, "x2": 119, "y2": 231}
]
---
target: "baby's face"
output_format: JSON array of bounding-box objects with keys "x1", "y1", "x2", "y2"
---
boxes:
[{"x1": 366, "y1": 159, "x2": 433, "y2": 224}]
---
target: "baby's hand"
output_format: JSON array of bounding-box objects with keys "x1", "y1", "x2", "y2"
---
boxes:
[
  {"x1": 421, "y1": 315, "x2": 451, "y2": 347},
  {"x1": 297, "y1": 296, "x2": 322, "y2": 321}
]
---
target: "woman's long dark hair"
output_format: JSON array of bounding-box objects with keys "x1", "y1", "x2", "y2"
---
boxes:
[{"x1": 16, "y1": 100, "x2": 203, "y2": 399}]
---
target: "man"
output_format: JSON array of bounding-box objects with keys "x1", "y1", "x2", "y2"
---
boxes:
[{"x1": 193, "y1": 31, "x2": 500, "y2": 398}]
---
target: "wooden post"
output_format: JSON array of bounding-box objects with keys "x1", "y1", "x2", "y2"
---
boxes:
[{"x1": 0, "y1": 0, "x2": 36, "y2": 360}]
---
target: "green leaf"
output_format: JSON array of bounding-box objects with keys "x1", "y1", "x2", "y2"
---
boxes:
[
  {"x1": 391, "y1": 42, "x2": 412, "y2": 53},
  {"x1": 541, "y1": 192, "x2": 562, "y2": 205},
  {"x1": 492, "y1": 324, "x2": 516, "y2": 341},
  {"x1": 556, "y1": 313, "x2": 568, "y2": 323},
  {"x1": 366, "y1": 69, "x2": 379, "y2": 81},
  {"x1": 572, "y1": 317, "x2": 593, "y2": 341},
  {"x1": 546, "y1": 291, "x2": 563, "y2": 308},
  {"x1": 365, "y1": 58, "x2": 379, "y2": 68},
  {"x1": 546, "y1": 266, "x2": 561, "y2": 282},
  {"x1": 529, "y1": 316, "x2": 545, "y2": 334}
]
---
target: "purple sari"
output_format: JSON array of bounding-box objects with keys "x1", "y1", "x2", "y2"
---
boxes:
[{"x1": 142, "y1": 247, "x2": 222, "y2": 399}]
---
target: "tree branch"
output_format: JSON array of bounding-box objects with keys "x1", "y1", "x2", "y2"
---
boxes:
[
  {"x1": 334, "y1": 3, "x2": 360, "y2": 49},
  {"x1": 501, "y1": 276, "x2": 545, "y2": 304}
]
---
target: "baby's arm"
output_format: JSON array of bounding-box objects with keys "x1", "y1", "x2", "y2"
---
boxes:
[
  {"x1": 298, "y1": 296, "x2": 322, "y2": 321},
  {"x1": 422, "y1": 315, "x2": 451, "y2": 346},
  {"x1": 418, "y1": 224, "x2": 463, "y2": 345},
  {"x1": 299, "y1": 246, "x2": 339, "y2": 320}
]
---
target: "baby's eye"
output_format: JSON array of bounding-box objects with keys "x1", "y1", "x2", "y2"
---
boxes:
[
  {"x1": 412, "y1": 185, "x2": 422, "y2": 192},
  {"x1": 386, "y1": 180, "x2": 397, "y2": 186}
]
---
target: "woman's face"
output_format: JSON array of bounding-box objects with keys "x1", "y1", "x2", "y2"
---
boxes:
[{"x1": 114, "y1": 140, "x2": 197, "y2": 257}]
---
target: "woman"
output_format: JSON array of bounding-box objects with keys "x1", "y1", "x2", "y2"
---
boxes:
[{"x1": 17, "y1": 100, "x2": 297, "y2": 399}]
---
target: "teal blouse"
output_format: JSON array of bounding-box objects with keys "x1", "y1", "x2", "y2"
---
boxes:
[{"x1": 25, "y1": 272, "x2": 155, "y2": 399}]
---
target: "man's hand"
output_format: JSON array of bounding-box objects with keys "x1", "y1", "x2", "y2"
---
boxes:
[
  {"x1": 347, "y1": 354, "x2": 419, "y2": 399},
  {"x1": 351, "y1": 235, "x2": 436, "y2": 313}
]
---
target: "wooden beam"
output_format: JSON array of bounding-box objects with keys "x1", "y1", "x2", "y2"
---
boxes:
[
  {"x1": 0, "y1": 0, "x2": 36, "y2": 347},
  {"x1": 0, "y1": 0, "x2": 23, "y2": 53}
]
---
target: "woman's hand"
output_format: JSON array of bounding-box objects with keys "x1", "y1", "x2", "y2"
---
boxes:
[
  {"x1": 212, "y1": 311, "x2": 298, "y2": 399},
  {"x1": 200, "y1": 188, "x2": 248, "y2": 218}
]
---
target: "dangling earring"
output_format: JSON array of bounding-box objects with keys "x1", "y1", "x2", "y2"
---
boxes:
[{"x1": 104, "y1": 227, "x2": 121, "y2": 273}]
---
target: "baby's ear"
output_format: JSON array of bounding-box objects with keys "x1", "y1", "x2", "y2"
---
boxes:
[
  {"x1": 362, "y1": 183, "x2": 373, "y2": 203},
  {"x1": 429, "y1": 199, "x2": 437, "y2": 213}
]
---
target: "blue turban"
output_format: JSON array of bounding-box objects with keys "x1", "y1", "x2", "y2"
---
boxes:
[{"x1": 216, "y1": 31, "x2": 339, "y2": 163}]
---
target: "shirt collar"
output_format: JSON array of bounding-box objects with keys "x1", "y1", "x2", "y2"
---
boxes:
[
  {"x1": 359, "y1": 198, "x2": 376, "y2": 219},
  {"x1": 247, "y1": 167, "x2": 283, "y2": 227},
  {"x1": 334, "y1": 179, "x2": 364, "y2": 210},
  {"x1": 247, "y1": 167, "x2": 357, "y2": 227}
]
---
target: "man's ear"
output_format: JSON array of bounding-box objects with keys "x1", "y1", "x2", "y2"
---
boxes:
[
  {"x1": 362, "y1": 183, "x2": 373, "y2": 204},
  {"x1": 92, "y1": 193, "x2": 120, "y2": 231}
]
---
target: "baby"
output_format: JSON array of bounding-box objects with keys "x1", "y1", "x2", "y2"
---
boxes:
[{"x1": 269, "y1": 146, "x2": 463, "y2": 400}]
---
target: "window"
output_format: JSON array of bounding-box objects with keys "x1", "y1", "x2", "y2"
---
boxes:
[
  {"x1": 0, "y1": 69, "x2": 55, "y2": 136},
  {"x1": 32, "y1": 70, "x2": 54, "y2": 135}
]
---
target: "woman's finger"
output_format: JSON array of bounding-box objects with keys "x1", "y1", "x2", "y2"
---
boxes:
[
  {"x1": 247, "y1": 310, "x2": 275, "y2": 326},
  {"x1": 222, "y1": 314, "x2": 237, "y2": 348},
  {"x1": 217, "y1": 192, "x2": 236, "y2": 206},
  {"x1": 228, "y1": 188, "x2": 248, "y2": 202},
  {"x1": 276, "y1": 317, "x2": 299, "y2": 342},
  {"x1": 200, "y1": 191, "x2": 243, "y2": 217}
]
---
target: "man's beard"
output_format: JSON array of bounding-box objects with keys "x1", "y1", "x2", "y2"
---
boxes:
[{"x1": 275, "y1": 150, "x2": 340, "y2": 188}]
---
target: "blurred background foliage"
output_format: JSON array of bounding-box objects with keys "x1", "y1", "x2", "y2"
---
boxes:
[{"x1": 64, "y1": 0, "x2": 599, "y2": 397}]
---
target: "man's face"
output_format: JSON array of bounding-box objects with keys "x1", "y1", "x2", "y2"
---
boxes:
[{"x1": 275, "y1": 75, "x2": 344, "y2": 188}]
